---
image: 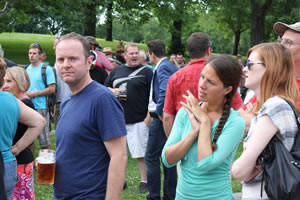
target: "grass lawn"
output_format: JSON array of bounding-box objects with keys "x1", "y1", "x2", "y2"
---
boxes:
[
  {"x1": 33, "y1": 133, "x2": 242, "y2": 200},
  {"x1": 0, "y1": 32, "x2": 148, "y2": 66}
]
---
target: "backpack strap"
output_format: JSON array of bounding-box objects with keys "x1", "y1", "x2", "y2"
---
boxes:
[{"x1": 41, "y1": 63, "x2": 48, "y2": 87}]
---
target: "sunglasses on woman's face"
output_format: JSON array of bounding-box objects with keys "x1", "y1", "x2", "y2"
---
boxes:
[{"x1": 245, "y1": 60, "x2": 265, "y2": 70}]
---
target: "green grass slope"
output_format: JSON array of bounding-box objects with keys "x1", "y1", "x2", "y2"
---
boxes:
[{"x1": 0, "y1": 32, "x2": 147, "y2": 66}]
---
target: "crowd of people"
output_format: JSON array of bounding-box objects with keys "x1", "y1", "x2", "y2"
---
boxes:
[{"x1": 0, "y1": 20, "x2": 299, "y2": 200}]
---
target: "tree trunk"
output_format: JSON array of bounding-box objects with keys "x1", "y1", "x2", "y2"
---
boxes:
[
  {"x1": 232, "y1": 30, "x2": 241, "y2": 55},
  {"x1": 83, "y1": 1, "x2": 96, "y2": 36},
  {"x1": 106, "y1": 2, "x2": 113, "y2": 41},
  {"x1": 169, "y1": 19, "x2": 184, "y2": 55},
  {"x1": 250, "y1": 0, "x2": 272, "y2": 46}
]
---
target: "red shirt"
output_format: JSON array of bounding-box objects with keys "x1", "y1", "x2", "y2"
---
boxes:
[
  {"x1": 242, "y1": 79, "x2": 300, "y2": 110},
  {"x1": 163, "y1": 59, "x2": 243, "y2": 115}
]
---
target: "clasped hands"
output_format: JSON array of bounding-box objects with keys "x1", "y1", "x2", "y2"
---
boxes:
[{"x1": 180, "y1": 90, "x2": 211, "y2": 138}]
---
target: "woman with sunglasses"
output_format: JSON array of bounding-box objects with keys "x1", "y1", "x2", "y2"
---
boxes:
[
  {"x1": 232, "y1": 43, "x2": 299, "y2": 199},
  {"x1": 162, "y1": 55, "x2": 245, "y2": 199}
]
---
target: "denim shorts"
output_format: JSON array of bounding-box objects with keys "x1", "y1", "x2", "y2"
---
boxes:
[{"x1": 4, "y1": 160, "x2": 17, "y2": 199}]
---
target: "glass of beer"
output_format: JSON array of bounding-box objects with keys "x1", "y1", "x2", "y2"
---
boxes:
[{"x1": 36, "y1": 149, "x2": 56, "y2": 185}]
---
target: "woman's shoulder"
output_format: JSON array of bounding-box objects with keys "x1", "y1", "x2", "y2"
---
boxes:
[{"x1": 259, "y1": 96, "x2": 291, "y2": 116}]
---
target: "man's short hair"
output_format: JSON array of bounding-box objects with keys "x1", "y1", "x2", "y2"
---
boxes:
[
  {"x1": 124, "y1": 43, "x2": 139, "y2": 53},
  {"x1": 273, "y1": 22, "x2": 300, "y2": 36},
  {"x1": 58, "y1": 32, "x2": 91, "y2": 59},
  {"x1": 147, "y1": 40, "x2": 166, "y2": 58},
  {"x1": 29, "y1": 43, "x2": 43, "y2": 54},
  {"x1": 186, "y1": 32, "x2": 211, "y2": 59}
]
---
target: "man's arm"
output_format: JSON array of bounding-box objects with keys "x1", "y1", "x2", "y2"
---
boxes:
[
  {"x1": 163, "y1": 112, "x2": 175, "y2": 137},
  {"x1": 104, "y1": 136, "x2": 127, "y2": 200},
  {"x1": 27, "y1": 84, "x2": 56, "y2": 98}
]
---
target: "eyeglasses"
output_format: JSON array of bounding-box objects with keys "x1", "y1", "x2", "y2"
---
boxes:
[
  {"x1": 245, "y1": 61, "x2": 265, "y2": 70},
  {"x1": 278, "y1": 38, "x2": 300, "y2": 48}
]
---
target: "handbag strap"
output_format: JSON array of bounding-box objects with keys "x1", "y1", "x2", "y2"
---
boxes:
[{"x1": 284, "y1": 99, "x2": 300, "y2": 128}]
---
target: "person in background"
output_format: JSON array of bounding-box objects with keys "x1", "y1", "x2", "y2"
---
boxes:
[
  {"x1": 85, "y1": 36, "x2": 113, "y2": 73},
  {"x1": 175, "y1": 53, "x2": 185, "y2": 68},
  {"x1": 2, "y1": 67, "x2": 35, "y2": 200},
  {"x1": 105, "y1": 43, "x2": 153, "y2": 194},
  {"x1": 26, "y1": 43, "x2": 56, "y2": 150},
  {"x1": 169, "y1": 54, "x2": 178, "y2": 67},
  {"x1": 139, "y1": 50, "x2": 152, "y2": 69},
  {"x1": 236, "y1": 53, "x2": 244, "y2": 67},
  {"x1": 232, "y1": 43, "x2": 299, "y2": 199},
  {"x1": 145, "y1": 39, "x2": 178, "y2": 200},
  {"x1": 162, "y1": 55, "x2": 245, "y2": 199},
  {"x1": 103, "y1": 47, "x2": 113, "y2": 59},
  {"x1": 54, "y1": 32, "x2": 127, "y2": 199},
  {"x1": 108, "y1": 55, "x2": 122, "y2": 68},
  {"x1": 89, "y1": 50, "x2": 108, "y2": 84},
  {"x1": 116, "y1": 40, "x2": 125, "y2": 56},
  {"x1": 0, "y1": 57, "x2": 45, "y2": 200}
]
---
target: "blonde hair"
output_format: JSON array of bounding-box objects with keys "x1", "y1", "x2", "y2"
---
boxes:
[
  {"x1": 247, "y1": 43, "x2": 299, "y2": 113},
  {"x1": 0, "y1": 57, "x2": 6, "y2": 87},
  {"x1": 6, "y1": 66, "x2": 31, "y2": 92}
]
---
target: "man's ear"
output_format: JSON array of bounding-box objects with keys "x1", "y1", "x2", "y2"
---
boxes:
[{"x1": 87, "y1": 56, "x2": 93, "y2": 70}]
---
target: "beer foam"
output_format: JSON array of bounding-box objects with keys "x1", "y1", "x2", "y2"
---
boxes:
[{"x1": 37, "y1": 156, "x2": 55, "y2": 164}]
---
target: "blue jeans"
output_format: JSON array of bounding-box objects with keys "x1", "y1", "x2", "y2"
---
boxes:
[
  {"x1": 4, "y1": 160, "x2": 17, "y2": 199},
  {"x1": 145, "y1": 119, "x2": 177, "y2": 200}
]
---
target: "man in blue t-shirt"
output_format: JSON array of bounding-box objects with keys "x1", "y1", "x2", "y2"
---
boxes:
[
  {"x1": 54, "y1": 32, "x2": 127, "y2": 199},
  {"x1": 26, "y1": 43, "x2": 56, "y2": 150}
]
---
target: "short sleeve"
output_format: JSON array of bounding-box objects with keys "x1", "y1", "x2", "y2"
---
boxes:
[
  {"x1": 46, "y1": 66, "x2": 56, "y2": 85},
  {"x1": 258, "y1": 97, "x2": 297, "y2": 150},
  {"x1": 95, "y1": 92, "x2": 127, "y2": 141}
]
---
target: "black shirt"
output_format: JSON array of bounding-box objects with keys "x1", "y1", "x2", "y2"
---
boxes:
[
  {"x1": 13, "y1": 98, "x2": 35, "y2": 164},
  {"x1": 105, "y1": 64, "x2": 153, "y2": 124},
  {"x1": 90, "y1": 66, "x2": 108, "y2": 85}
]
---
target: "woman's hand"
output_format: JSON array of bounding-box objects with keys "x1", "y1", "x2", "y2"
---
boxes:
[
  {"x1": 184, "y1": 107, "x2": 200, "y2": 139},
  {"x1": 181, "y1": 90, "x2": 210, "y2": 125}
]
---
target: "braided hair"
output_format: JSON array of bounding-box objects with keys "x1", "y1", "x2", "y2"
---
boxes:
[{"x1": 206, "y1": 55, "x2": 242, "y2": 151}]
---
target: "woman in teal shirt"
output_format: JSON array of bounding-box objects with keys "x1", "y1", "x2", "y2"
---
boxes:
[
  {"x1": 162, "y1": 55, "x2": 245, "y2": 200},
  {"x1": 0, "y1": 60, "x2": 46, "y2": 199}
]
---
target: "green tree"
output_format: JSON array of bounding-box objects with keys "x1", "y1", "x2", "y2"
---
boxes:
[
  {"x1": 209, "y1": 0, "x2": 250, "y2": 55},
  {"x1": 152, "y1": 0, "x2": 205, "y2": 55}
]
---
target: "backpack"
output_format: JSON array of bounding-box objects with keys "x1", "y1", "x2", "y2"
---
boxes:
[
  {"x1": 41, "y1": 64, "x2": 57, "y2": 110},
  {"x1": 26, "y1": 63, "x2": 57, "y2": 110}
]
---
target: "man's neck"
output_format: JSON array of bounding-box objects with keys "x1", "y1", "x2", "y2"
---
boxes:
[
  {"x1": 70, "y1": 77, "x2": 93, "y2": 95},
  {"x1": 31, "y1": 61, "x2": 42, "y2": 67}
]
